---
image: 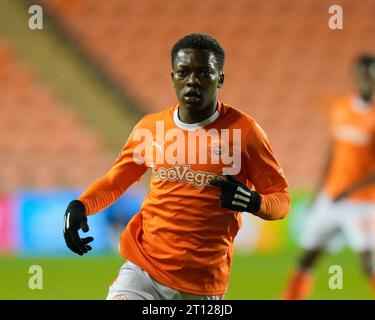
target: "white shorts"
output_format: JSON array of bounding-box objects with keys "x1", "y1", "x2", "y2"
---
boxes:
[
  {"x1": 299, "y1": 192, "x2": 375, "y2": 253},
  {"x1": 106, "y1": 260, "x2": 224, "y2": 300}
]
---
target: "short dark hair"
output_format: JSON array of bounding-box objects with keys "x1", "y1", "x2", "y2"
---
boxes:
[
  {"x1": 356, "y1": 54, "x2": 375, "y2": 68},
  {"x1": 171, "y1": 33, "x2": 225, "y2": 69}
]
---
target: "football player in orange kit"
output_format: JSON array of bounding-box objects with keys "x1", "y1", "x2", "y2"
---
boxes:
[
  {"x1": 63, "y1": 33, "x2": 290, "y2": 300},
  {"x1": 284, "y1": 55, "x2": 375, "y2": 300}
]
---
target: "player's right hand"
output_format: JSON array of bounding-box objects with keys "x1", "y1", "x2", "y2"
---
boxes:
[{"x1": 63, "y1": 200, "x2": 94, "y2": 256}]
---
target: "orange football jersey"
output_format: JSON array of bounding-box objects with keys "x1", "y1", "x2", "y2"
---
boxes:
[
  {"x1": 325, "y1": 96, "x2": 375, "y2": 201},
  {"x1": 79, "y1": 101, "x2": 289, "y2": 295}
]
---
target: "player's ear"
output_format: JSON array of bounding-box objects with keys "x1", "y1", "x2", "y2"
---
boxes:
[
  {"x1": 218, "y1": 72, "x2": 224, "y2": 88},
  {"x1": 171, "y1": 71, "x2": 175, "y2": 87}
]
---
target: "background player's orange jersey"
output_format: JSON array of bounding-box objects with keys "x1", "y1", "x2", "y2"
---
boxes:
[
  {"x1": 325, "y1": 96, "x2": 375, "y2": 201},
  {"x1": 79, "y1": 101, "x2": 289, "y2": 295}
]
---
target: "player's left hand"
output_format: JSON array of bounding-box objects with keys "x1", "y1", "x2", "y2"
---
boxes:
[
  {"x1": 209, "y1": 175, "x2": 261, "y2": 213},
  {"x1": 63, "y1": 200, "x2": 94, "y2": 256}
]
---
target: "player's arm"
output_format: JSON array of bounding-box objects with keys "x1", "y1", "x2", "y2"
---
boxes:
[
  {"x1": 209, "y1": 175, "x2": 290, "y2": 220},
  {"x1": 77, "y1": 143, "x2": 148, "y2": 215},
  {"x1": 333, "y1": 131, "x2": 375, "y2": 202},
  {"x1": 310, "y1": 141, "x2": 333, "y2": 204},
  {"x1": 333, "y1": 170, "x2": 375, "y2": 201},
  {"x1": 63, "y1": 119, "x2": 148, "y2": 255},
  {"x1": 245, "y1": 122, "x2": 290, "y2": 220},
  {"x1": 255, "y1": 189, "x2": 290, "y2": 220},
  {"x1": 210, "y1": 121, "x2": 290, "y2": 220}
]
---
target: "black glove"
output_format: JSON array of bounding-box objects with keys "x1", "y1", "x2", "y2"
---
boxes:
[
  {"x1": 63, "y1": 200, "x2": 93, "y2": 256},
  {"x1": 209, "y1": 175, "x2": 261, "y2": 213}
]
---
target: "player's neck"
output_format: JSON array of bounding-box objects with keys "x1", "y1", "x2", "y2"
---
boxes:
[{"x1": 178, "y1": 101, "x2": 218, "y2": 124}]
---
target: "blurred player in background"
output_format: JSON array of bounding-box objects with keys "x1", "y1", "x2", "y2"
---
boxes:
[
  {"x1": 62, "y1": 33, "x2": 290, "y2": 300},
  {"x1": 284, "y1": 55, "x2": 375, "y2": 300}
]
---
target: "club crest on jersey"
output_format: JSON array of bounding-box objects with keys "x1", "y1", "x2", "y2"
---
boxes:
[{"x1": 208, "y1": 139, "x2": 229, "y2": 161}]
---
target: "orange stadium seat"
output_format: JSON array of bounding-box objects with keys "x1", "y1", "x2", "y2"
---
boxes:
[{"x1": 0, "y1": 41, "x2": 113, "y2": 192}]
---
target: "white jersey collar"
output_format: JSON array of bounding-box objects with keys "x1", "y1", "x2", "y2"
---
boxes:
[{"x1": 173, "y1": 107, "x2": 220, "y2": 130}]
